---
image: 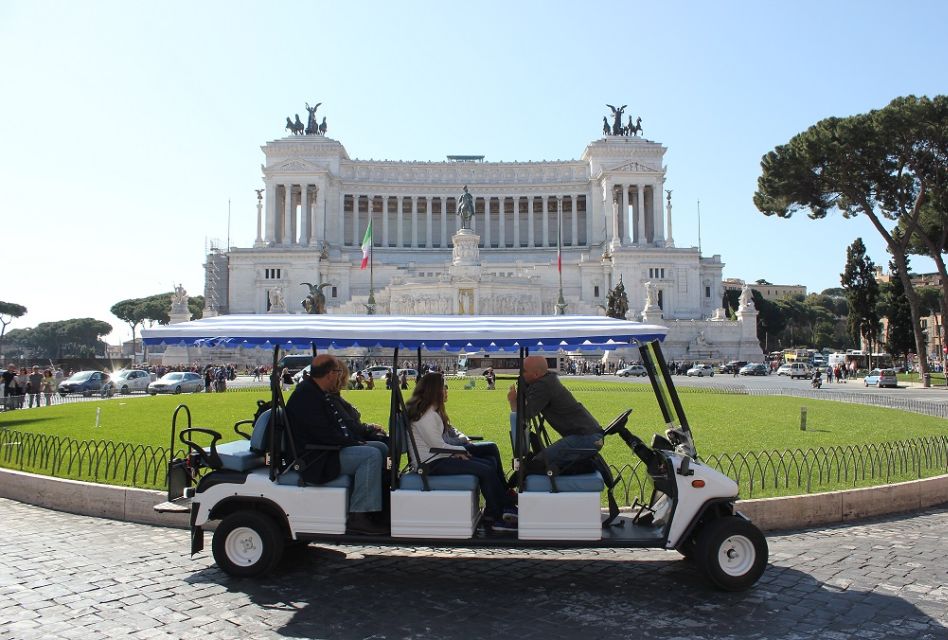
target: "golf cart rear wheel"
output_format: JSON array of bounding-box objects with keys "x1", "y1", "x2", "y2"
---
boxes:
[
  {"x1": 212, "y1": 510, "x2": 284, "y2": 577},
  {"x1": 695, "y1": 516, "x2": 767, "y2": 591}
]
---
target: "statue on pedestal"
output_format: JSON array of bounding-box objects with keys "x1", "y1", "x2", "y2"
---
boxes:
[
  {"x1": 606, "y1": 276, "x2": 629, "y2": 320},
  {"x1": 300, "y1": 282, "x2": 332, "y2": 314},
  {"x1": 171, "y1": 284, "x2": 189, "y2": 315},
  {"x1": 457, "y1": 185, "x2": 475, "y2": 230},
  {"x1": 268, "y1": 288, "x2": 286, "y2": 313}
]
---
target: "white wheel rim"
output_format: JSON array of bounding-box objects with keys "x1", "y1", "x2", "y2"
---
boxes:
[
  {"x1": 718, "y1": 534, "x2": 755, "y2": 576},
  {"x1": 225, "y1": 526, "x2": 265, "y2": 566}
]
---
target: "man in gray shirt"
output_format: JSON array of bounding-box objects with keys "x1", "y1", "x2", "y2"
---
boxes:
[
  {"x1": 507, "y1": 355, "x2": 604, "y2": 472},
  {"x1": 27, "y1": 366, "x2": 44, "y2": 409}
]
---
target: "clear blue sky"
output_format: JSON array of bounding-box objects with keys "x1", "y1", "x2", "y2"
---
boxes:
[{"x1": 2, "y1": 0, "x2": 945, "y2": 342}]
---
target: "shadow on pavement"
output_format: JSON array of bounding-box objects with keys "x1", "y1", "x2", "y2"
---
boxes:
[{"x1": 187, "y1": 545, "x2": 944, "y2": 640}]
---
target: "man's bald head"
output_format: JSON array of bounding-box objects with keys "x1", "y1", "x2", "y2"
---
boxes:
[
  {"x1": 522, "y1": 355, "x2": 550, "y2": 383},
  {"x1": 309, "y1": 355, "x2": 338, "y2": 381}
]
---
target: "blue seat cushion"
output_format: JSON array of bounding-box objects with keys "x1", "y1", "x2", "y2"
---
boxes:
[
  {"x1": 523, "y1": 471, "x2": 605, "y2": 492},
  {"x1": 399, "y1": 473, "x2": 478, "y2": 491},
  {"x1": 217, "y1": 440, "x2": 265, "y2": 472},
  {"x1": 276, "y1": 470, "x2": 352, "y2": 488}
]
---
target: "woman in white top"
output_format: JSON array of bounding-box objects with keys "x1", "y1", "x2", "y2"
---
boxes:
[{"x1": 405, "y1": 372, "x2": 515, "y2": 529}]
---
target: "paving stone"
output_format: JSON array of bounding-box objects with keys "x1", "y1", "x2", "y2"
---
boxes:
[{"x1": 2, "y1": 497, "x2": 948, "y2": 639}]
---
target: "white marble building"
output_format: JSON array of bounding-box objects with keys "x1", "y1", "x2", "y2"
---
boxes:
[{"x1": 203, "y1": 131, "x2": 762, "y2": 363}]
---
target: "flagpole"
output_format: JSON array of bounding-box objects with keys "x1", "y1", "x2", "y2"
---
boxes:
[
  {"x1": 367, "y1": 220, "x2": 376, "y2": 314},
  {"x1": 555, "y1": 196, "x2": 567, "y2": 315}
]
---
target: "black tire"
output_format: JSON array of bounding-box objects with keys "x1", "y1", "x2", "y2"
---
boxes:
[
  {"x1": 695, "y1": 516, "x2": 768, "y2": 591},
  {"x1": 174, "y1": 385, "x2": 182, "y2": 394},
  {"x1": 82, "y1": 390, "x2": 91, "y2": 397},
  {"x1": 212, "y1": 510, "x2": 285, "y2": 578}
]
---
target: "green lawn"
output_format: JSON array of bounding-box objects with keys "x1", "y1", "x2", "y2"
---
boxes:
[{"x1": 1, "y1": 380, "x2": 945, "y2": 499}]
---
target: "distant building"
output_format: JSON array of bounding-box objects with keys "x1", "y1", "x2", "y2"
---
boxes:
[
  {"x1": 873, "y1": 269, "x2": 944, "y2": 362},
  {"x1": 723, "y1": 279, "x2": 806, "y2": 301}
]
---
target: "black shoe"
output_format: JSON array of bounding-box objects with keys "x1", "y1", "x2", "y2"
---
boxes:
[{"x1": 346, "y1": 512, "x2": 389, "y2": 536}]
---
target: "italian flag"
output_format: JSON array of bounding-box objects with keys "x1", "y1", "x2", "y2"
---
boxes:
[{"x1": 360, "y1": 219, "x2": 373, "y2": 269}]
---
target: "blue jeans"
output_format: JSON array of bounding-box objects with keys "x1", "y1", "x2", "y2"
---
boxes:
[
  {"x1": 465, "y1": 441, "x2": 507, "y2": 489},
  {"x1": 430, "y1": 455, "x2": 508, "y2": 520},
  {"x1": 339, "y1": 441, "x2": 387, "y2": 513},
  {"x1": 539, "y1": 433, "x2": 603, "y2": 471}
]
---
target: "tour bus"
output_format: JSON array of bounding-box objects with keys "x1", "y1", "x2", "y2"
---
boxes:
[
  {"x1": 458, "y1": 352, "x2": 567, "y2": 377},
  {"x1": 146, "y1": 314, "x2": 768, "y2": 591}
]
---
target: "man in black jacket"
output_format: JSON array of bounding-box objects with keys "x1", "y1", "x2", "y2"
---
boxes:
[{"x1": 286, "y1": 355, "x2": 388, "y2": 535}]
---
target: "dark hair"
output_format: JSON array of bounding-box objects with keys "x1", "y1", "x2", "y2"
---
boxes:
[{"x1": 405, "y1": 372, "x2": 448, "y2": 425}]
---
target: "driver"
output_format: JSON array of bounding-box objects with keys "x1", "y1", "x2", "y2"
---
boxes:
[{"x1": 507, "y1": 355, "x2": 604, "y2": 473}]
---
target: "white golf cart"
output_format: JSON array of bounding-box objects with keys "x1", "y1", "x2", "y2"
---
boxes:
[{"x1": 147, "y1": 315, "x2": 767, "y2": 591}]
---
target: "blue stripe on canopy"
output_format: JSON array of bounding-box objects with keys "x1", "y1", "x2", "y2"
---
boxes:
[{"x1": 141, "y1": 314, "x2": 667, "y2": 350}]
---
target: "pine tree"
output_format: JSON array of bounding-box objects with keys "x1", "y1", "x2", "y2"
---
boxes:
[{"x1": 840, "y1": 238, "x2": 880, "y2": 356}]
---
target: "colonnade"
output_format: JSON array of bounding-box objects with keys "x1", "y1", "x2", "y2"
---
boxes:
[
  {"x1": 609, "y1": 182, "x2": 667, "y2": 247},
  {"x1": 262, "y1": 183, "x2": 324, "y2": 247},
  {"x1": 339, "y1": 194, "x2": 588, "y2": 249}
]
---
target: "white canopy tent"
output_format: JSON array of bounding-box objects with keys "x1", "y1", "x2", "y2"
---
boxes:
[{"x1": 141, "y1": 315, "x2": 668, "y2": 352}]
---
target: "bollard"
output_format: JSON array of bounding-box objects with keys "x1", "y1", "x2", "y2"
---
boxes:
[{"x1": 800, "y1": 406, "x2": 807, "y2": 431}]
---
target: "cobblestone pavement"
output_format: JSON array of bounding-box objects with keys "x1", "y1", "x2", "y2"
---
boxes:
[{"x1": 1, "y1": 498, "x2": 946, "y2": 640}]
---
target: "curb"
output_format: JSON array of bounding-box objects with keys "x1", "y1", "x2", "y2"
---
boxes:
[{"x1": 0, "y1": 466, "x2": 945, "y2": 533}]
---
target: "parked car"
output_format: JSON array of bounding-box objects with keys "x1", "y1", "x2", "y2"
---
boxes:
[
  {"x1": 686, "y1": 364, "x2": 714, "y2": 377},
  {"x1": 777, "y1": 363, "x2": 810, "y2": 379},
  {"x1": 864, "y1": 368, "x2": 897, "y2": 388},
  {"x1": 738, "y1": 363, "x2": 768, "y2": 376},
  {"x1": 108, "y1": 369, "x2": 153, "y2": 394},
  {"x1": 718, "y1": 360, "x2": 748, "y2": 374},
  {"x1": 58, "y1": 370, "x2": 110, "y2": 397},
  {"x1": 148, "y1": 371, "x2": 204, "y2": 395},
  {"x1": 350, "y1": 365, "x2": 392, "y2": 382},
  {"x1": 616, "y1": 364, "x2": 648, "y2": 377}
]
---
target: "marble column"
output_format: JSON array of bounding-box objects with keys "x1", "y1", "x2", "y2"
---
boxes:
[
  {"x1": 382, "y1": 195, "x2": 389, "y2": 247},
  {"x1": 619, "y1": 184, "x2": 628, "y2": 245},
  {"x1": 541, "y1": 196, "x2": 549, "y2": 247},
  {"x1": 513, "y1": 197, "x2": 521, "y2": 247},
  {"x1": 300, "y1": 184, "x2": 310, "y2": 246},
  {"x1": 665, "y1": 189, "x2": 674, "y2": 247},
  {"x1": 425, "y1": 196, "x2": 433, "y2": 248},
  {"x1": 283, "y1": 183, "x2": 294, "y2": 246},
  {"x1": 396, "y1": 196, "x2": 404, "y2": 247},
  {"x1": 498, "y1": 197, "x2": 506, "y2": 248},
  {"x1": 440, "y1": 197, "x2": 447, "y2": 248},
  {"x1": 309, "y1": 185, "x2": 326, "y2": 247},
  {"x1": 527, "y1": 197, "x2": 535, "y2": 248},
  {"x1": 653, "y1": 182, "x2": 664, "y2": 245},
  {"x1": 636, "y1": 184, "x2": 646, "y2": 246},
  {"x1": 411, "y1": 197, "x2": 418, "y2": 248},
  {"x1": 265, "y1": 181, "x2": 276, "y2": 243},
  {"x1": 352, "y1": 195, "x2": 361, "y2": 247}
]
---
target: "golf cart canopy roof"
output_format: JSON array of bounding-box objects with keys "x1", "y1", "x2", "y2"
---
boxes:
[{"x1": 141, "y1": 314, "x2": 667, "y2": 351}]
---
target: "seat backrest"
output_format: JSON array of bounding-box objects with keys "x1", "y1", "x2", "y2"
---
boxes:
[{"x1": 249, "y1": 407, "x2": 287, "y2": 453}]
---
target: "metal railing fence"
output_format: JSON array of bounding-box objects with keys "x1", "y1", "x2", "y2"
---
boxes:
[{"x1": 1, "y1": 427, "x2": 945, "y2": 502}]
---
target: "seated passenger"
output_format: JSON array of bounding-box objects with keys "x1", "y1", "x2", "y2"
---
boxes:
[
  {"x1": 507, "y1": 355, "x2": 604, "y2": 474},
  {"x1": 406, "y1": 373, "x2": 516, "y2": 530},
  {"x1": 329, "y1": 360, "x2": 389, "y2": 448},
  {"x1": 285, "y1": 355, "x2": 388, "y2": 536}
]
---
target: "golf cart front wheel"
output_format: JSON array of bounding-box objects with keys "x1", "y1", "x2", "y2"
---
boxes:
[
  {"x1": 695, "y1": 516, "x2": 768, "y2": 591},
  {"x1": 212, "y1": 510, "x2": 284, "y2": 578}
]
